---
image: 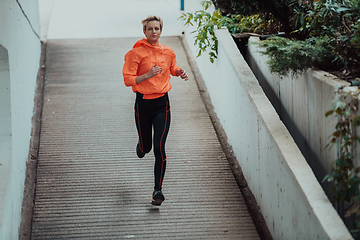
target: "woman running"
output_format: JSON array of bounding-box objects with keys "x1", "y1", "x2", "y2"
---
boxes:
[{"x1": 122, "y1": 16, "x2": 189, "y2": 206}]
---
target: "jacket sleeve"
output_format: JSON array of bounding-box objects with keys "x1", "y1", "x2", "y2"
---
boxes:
[
  {"x1": 123, "y1": 51, "x2": 139, "y2": 87},
  {"x1": 169, "y1": 50, "x2": 181, "y2": 76}
]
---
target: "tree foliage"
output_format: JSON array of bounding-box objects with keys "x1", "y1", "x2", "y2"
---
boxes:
[
  {"x1": 180, "y1": 1, "x2": 274, "y2": 62},
  {"x1": 210, "y1": 0, "x2": 360, "y2": 76},
  {"x1": 291, "y1": 0, "x2": 360, "y2": 69},
  {"x1": 211, "y1": 0, "x2": 300, "y2": 35}
]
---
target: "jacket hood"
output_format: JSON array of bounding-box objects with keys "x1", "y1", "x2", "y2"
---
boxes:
[{"x1": 133, "y1": 38, "x2": 160, "y2": 49}]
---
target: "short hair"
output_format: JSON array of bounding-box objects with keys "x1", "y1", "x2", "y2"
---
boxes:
[{"x1": 142, "y1": 16, "x2": 163, "y2": 31}]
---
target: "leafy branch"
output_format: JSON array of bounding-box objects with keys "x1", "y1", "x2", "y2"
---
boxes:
[
  {"x1": 324, "y1": 89, "x2": 360, "y2": 235},
  {"x1": 180, "y1": 0, "x2": 273, "y2": 63},
  {"x1": 180, "y1": 1, "x2": 221, "y2": 63}
]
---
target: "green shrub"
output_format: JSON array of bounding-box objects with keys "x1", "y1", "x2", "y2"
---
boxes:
[{"x1": 255, "y1": 36, "x2": 342, "y2": 75}]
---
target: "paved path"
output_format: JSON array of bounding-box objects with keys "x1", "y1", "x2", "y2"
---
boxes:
[{"x1": 31, "y1": 37, "x2": 260, "y2": 239}]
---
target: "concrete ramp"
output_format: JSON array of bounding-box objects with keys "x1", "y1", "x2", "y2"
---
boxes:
[{"x1": 31, "y1": 37, "x2": 260, "y2": 239}]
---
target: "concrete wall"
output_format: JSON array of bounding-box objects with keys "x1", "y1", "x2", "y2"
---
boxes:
[
  {"x1": 182, "y1": 0, "x2": 352, "y2": 238},
  {"x1": 0, "y1": 0, "x2": 41, "y2": 238},
  {"x1": 247, "y1": 37, "x2": 350, "y2": 188}
]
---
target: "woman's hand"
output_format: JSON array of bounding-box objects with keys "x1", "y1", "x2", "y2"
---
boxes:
[
  {"x1": 147, "y1": 64, "x2": 162, "y2": 78},
  {"x1": 176, "y1": 69, "x2": 189, "y2": 81},
  {"x1": 136, "y1": 64, "x2": 162, "y2": 84}
]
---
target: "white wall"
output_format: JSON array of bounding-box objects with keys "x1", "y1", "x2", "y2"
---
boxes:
[
  {"x1": 40, "y1": 0, "x2": 185, "y2": 39},
  {"x1": 0, "y1": 0, "x2": 41, "y2": 238},
  {"x1": 247, "y1": 37, "x2": 350, "y2": 188},
  {"x1": 182, "y1": 0, "x2": 352, "y2": 238}
]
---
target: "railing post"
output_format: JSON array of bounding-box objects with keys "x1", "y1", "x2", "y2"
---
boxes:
[{"x1": 180, "y1": 0, "x2": 184, "y2": 10}]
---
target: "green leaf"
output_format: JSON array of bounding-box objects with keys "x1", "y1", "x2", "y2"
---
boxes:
[
  {"x1": 354, "y1": 195, "x2": 360, "y2": 203},
  {"x1": 333, "y1": 130, "x2": 342, "y2": 138},
  {"x1": 333, "y1": 170, "x2": 341, "y2": 178},
  {"x1": 325, "y1": 110, "x2": 334, "y2": 117},
  {"x1": 323, "y1": 174, "x2": 334, "y2": 182},
  {"x1": 334, "y1": 100, "x2": 346, "y2": 111},
  {"x1": 209, "y1": 52, "x2": 217, "y2": 58},
  {"x1": 337, "y1": 157, "x2": 344, "y2": 167},
  {"x1": 351, "y1": 136, "x2": 359, "y2": 143},
  {"x1": 355, "y1": 116, "x2": 360, "y2": 126}
]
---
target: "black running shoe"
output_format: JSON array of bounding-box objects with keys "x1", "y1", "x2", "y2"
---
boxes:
[
  {"x1": 136, "y1": 142, "x2": 145, "y2": 158},
  {"x1": 151, "y1": 190, "x2": 165, "y2": 206}
]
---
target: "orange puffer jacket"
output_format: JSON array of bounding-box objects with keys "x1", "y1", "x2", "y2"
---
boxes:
[{"x1": 123, "y1": 38, "x2": 181, "y2": 99}]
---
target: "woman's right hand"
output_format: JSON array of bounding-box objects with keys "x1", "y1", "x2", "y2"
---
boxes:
[
  {"x1": 147, "y1": 64, "x2": 162, "y2": 78},
  {"x1": 136, "y1": 64, "x2": 162, "y2": 84}
]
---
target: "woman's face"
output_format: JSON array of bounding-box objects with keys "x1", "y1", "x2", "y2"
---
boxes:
[{"x1": 144, "y1": 20, "x2": 162, "y2": 45}]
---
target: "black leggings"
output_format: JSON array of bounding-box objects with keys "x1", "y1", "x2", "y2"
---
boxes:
[{"x1": 135, "y1": 93, "x2": 171, "y2": 191}]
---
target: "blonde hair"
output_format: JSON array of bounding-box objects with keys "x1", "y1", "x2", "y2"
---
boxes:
[{"x1": 142, "y1": 16, "x2": 163, "y2": 31}]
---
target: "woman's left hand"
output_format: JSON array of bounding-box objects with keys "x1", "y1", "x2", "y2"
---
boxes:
[{"x1": 177, "y1": 69, "x2": 189, "y2": 81}]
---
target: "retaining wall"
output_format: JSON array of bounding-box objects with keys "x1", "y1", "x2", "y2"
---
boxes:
[
  {"x1": 247, "y1": 37, "x2": 350, "y2": 188},
  {"x1": 182, "y1": 1, "x2": 352, "y2": 236}
]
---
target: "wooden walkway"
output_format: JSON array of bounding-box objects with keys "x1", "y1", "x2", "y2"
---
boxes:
[{"x1": 30, "y1": 37, "x2": 260, "y2": 239}]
